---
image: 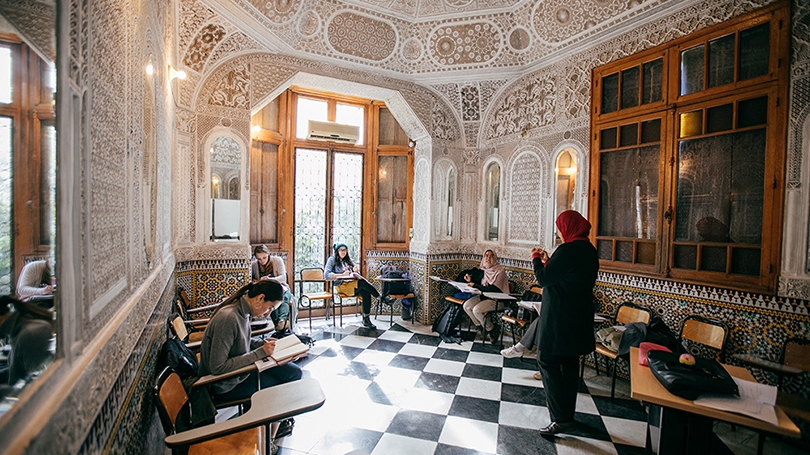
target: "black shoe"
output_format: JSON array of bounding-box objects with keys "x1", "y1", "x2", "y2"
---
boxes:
[
  {"x1": 362, "y1": 315, "x2": 377, "y2": 329},
  {"x1": 538, "y1": 421, "x2": 575, "y2": 436},
  {"x1": 275, "y1": 417, "x2": 295, "y2": 439},
  {"x1": 489, "y1": 325, "x2": 501, "y2": 343}
]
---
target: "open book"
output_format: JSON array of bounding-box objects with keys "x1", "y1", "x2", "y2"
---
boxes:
[{"x1": 255, "y1": 335, "x2": 309, "y2": 372}]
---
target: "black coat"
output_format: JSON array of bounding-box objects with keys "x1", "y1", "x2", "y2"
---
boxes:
[{"x1": 532, "y1": 240, "x2": 599, "y2": 357}]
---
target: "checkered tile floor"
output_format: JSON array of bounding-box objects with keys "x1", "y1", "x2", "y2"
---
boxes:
[{"x1": 249, "y1": 315, "x2": 802, "y2": 455}]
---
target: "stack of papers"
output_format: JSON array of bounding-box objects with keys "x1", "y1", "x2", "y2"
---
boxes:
[
  {"x1": 448, "y1": 281, "x2": 481, "y2": 294},
  {"x1": 694, "y1": 377, "x2": 779, "y2": 425}
]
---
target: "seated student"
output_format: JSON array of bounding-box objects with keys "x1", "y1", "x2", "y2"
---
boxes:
[
  {"x1": 0, "y1": 295, "x2": 55, "y2": 385},
  {"x1": 250, "y1": 245, "x2": 293, "y2": 332},
  {"x1": 15, "y1": 260, "x2": 54, "y2": 302},
  {"x1": 199, "y1": 280, "x2": 302, "y2": 445},
  {"x1": 324, "y1": 242, "x2": 380, "y2": 329},
  {"x1": 462, "y1": 250, "x2": 510, "y2": 342}
]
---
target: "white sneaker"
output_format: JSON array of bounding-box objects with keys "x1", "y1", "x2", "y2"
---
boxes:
[{"x1": 500, "y1": 345, "x2": 524, "y2": 358}]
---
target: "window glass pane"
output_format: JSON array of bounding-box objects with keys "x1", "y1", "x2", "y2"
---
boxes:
[
  {"x1": 296, "y1": 97, "x2": 328, "y2": 139},
  {"x1": 621, "y1": 67, "x2": 639, "y2": 109},
  {"x1": 641, "y1": 119, "x2": 661, "y2": 144},
  {"x1": 598, "y1": 145, "x2": 659, "y2": 239},
  {"x1": 332, "y1": 152, "x2": 364, "y2": 252},
  {"x1": 40, "y1": 121, "x2": 56, "y2": 254},
  {"x1": 379, "y1": 108, "x2": 409, "y2": 146},
  {"x1": 738, "y1": 96, "x2": 767, "y2": 128},
  {"x1": 642, "y1": 58, "x2": 663, "y2": 105},
  {"x1": 708, "y1": 34, "x2": 735, "y2": 88},
  {"x1": 0, "y1": 117, "x2": 11, "y2": 293},
  {"x1": 620, "y1": 123, "x2": 638, "y2": 147},
  {"x1": 679, "y1": 110, "x2": 703, "y2": 138},
  {"x1": 294, "y1": 148, "x2": 327, "y2": 272},
  {"x1": 377, "y1": 155, "x2": 408, "y2": 243},
  {"x1": 601, "y1": 73, "x2": 618, "y2": 114},
  {"x1": 680, "y1": 45, "x2": 705, "y2": 96},
  {"x1": 706, "y1": 103, "x2": 733, "y2": 134},
  {"x1": 675, "y1": 129, "x2": 765, "y2": 245},
  {"x1": 600, "y1": 127, "x2": 617, "y2": 150},
  {"x1": 731, "y1": 247, "x2": 760, "y2": 276},
  {"x1": 486, "y1": 164, "x2": 500, "y2": 241},
  {"x1": 336, "y1": 103, "x2": 364, "y2": 146},
  {"x1": 673, "y1": 244, "x2": 697, "y2": 270},
  {"x1": 0, "y1": 47, "x2": 10, "y2": 104},
  {"x1": 739, "y1": 23, "x2": 769, "y2": 81},
  {"x1": 701, "y1": 246, "x2": 727, "y2": 272},
  {"x1": 40, "y1": 61, "x2": 56, "y2": 105}
]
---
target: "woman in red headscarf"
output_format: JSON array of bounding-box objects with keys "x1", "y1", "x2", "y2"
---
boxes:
[{"x1": 531, "y1": 210, "x2": 598, "y2": 436}]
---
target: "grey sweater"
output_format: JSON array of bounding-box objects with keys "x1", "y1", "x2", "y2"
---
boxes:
[{"x1": 199, "y1": 297, "x2": 265, "y2": 394}]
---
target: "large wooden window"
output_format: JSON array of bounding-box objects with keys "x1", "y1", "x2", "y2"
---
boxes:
[
  {"x1": 0, "y1": 36, "x2": 55, "y2": 293},
  {"x1": 250, "y1": 89, "x2": 413, "y2": 278},
  {"x1": 589, "y1": 2, "x2": 789, "y2": 292}
]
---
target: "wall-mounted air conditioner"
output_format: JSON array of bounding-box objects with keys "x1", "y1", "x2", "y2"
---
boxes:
[{"x1": 307, "y1": 120, "x2": 360, "y2": 144}]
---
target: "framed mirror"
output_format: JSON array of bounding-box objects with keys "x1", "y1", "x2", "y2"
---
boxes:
[
  {"x1": 0, "y1": 2, "x2": 57, "y2": 417},
  {"x1": 485, "y1": 162, "x2": 501, "y2": 242},
  {"x1": 210, "y1": 135, "x2": 242, "y2": 240}
]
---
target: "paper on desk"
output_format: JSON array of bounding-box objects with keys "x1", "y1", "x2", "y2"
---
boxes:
[
  {"x1": 448, "y1": 281, "x2": 481, "y2": 294},
  {"x1": 694, "y1": 377, "x2": 779, "y2": 426},
  {"x1": 517, "y1": 300, "x2": 542, "y2": 313}
]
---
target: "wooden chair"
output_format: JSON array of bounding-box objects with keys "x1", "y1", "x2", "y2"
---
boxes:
[
  {"x1": 155, "y1": 367, "x2": 326, "y2": 455},
  {"x1": 332, "y1": 280, "x2": 361, "y2": 328},
  {"x1": 679, "y1": 315, "x2": 729, "y2": 362},
  {"x1": 297, "y1": 268, "x2": 333, "y2": 331},
  {"x1": 376, "y1": 292, "x2": 416, "y2": 326},
  {"x1": 593, "y1": 302, "x2": 651, "y2": 401},
  {"x1": 500, "y1": 285, "x2": 541, "y2": 348}
]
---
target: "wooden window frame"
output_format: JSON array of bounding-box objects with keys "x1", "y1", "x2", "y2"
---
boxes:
[
  {"x1": 0, "y1": 35, "x2": 55, "y2": 286},
  {"x1": 589, "y1": 1, "x2": 790, "y2": 293}
]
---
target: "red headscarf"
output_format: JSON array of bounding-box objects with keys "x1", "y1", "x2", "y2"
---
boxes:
[{"x1": 556, "y1": 210, "x2": 591, "y2": 243}]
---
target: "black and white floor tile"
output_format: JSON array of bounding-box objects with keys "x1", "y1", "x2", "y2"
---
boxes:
[{"x1": 233, "y1": 315, "x2": 806, "y2": 455}]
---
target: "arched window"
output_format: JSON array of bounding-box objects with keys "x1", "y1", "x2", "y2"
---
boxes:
[
  {"x1": 446, "y1": 168, "x2": 456, "y2": 238},
  {"x1": 554, "y1": 149, "x2": 578, "y2": 246},
  {"x1": 485, "y1": 162, "x2": 501, "y2": 241}
]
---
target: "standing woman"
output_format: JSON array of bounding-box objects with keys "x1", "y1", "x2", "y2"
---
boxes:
[
  {"x1": 250, "y1": 245, "x2": 293, "y2": 332},
  {"x1": 199, "y1": 280, "x2": 302, "y2": 443},
  {"x1": 462, "y1": 249, "x2": 510, "y2": 342},
  {"x1": 324, "y1": 243, "x2": 380, "y2": 329},
  {"x1": 531, "y1": 210, "x2": 598, "y2": 435}
]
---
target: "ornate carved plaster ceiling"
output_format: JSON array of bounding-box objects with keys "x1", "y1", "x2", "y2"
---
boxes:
[
  {"x1": 0, "y1": 0, "x2": 56, "y2": 62},
  {"x1": 200, "y1": 0, "x2": 691, "y2": 82}
]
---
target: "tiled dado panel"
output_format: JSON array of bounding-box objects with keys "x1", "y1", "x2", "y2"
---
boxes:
[
  {"x1": 175, "y1": 259, "x2": 250, "y2": 312},
  {"x1": 77, "y1": 279, "x2": 175, "y2": 455}
]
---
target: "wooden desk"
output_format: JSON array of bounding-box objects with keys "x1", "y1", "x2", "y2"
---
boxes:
[{"x1": 629, "y1": 347, "x2": 800, "y2": 454}]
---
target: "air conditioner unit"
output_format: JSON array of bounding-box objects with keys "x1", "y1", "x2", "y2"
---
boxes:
[{"x1": 307, "y1": 120, "x2": 360, "y2": 144}]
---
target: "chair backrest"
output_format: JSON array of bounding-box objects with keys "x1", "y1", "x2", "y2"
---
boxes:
[
  {"x1": 615, "y1": 302, "x2": 650, "y2": 325},
  {"x1": 301, "y1": 268, "x2": 325, "y2": 281},
  {"x1": 529, "y1": 285, "x2": 543, "y2": 295},
  {"x1": 782, "y1": 338, "x2": 810, "y2": 371},
  {"x1": 679, "y1": 315, "x2": 728, "y2": 358},
  {"x1": 170, "y1": 316, "x2": 189, "y2": 341},
  {"x1": 155, "y1": 366, "x2": 190, "y2": 435}
]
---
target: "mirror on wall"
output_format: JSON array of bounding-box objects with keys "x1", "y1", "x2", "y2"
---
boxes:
[
  {"x1": 0, "y1": 3, "x2": 57, "y2": 417},
  {"x1": 143, "y1": 69, "x2": 157, "y2": 264},
  {"x1": 446, "y1": 168, "x2": 455, "y2": 238},
  {"x1": 485, "y1": 162, "x2": 500, "y2": 241},
  {"x1": 554, "y1": 149, "x2": 578, "y2": 245},
  {"x1": 210, "y1": 136, "x2": 241, "y2": 240}
]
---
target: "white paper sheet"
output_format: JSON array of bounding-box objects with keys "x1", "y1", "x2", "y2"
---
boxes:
[{"x1": 694, "y1": 377, "x2": 779, "y2": 426}]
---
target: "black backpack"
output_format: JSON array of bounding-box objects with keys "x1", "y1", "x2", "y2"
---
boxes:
[
  {"x1": 432, "y1": 302, "x2": 464, "y2": 343},
  {"x1": 159, "y1": 336, "x2": 200, "y2": 380},
  {"x1": 381, "y1": 267, "x2": 410, "y2": 296}
]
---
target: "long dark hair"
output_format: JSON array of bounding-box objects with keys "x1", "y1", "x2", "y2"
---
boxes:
[
  {"x1": 0, "y1": 295, "x2": 53, "y2": 323},
  {"x1": 211, "y1": 280, "x2": 284, "y2": 316},
  {"x1": 331, "y1": 244, "x2": 354, "y2": 270}
]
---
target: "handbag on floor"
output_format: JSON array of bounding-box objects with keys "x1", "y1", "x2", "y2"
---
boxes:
[{"x1": 647, "y1": 350, "x2": 738, "y2": 400}]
